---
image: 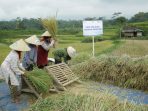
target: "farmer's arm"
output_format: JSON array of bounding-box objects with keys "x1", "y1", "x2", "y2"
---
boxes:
[{"x1": 41, "y1": 40, "x2": 55, "y2": 51}]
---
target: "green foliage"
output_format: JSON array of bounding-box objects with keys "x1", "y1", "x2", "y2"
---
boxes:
[
  {"x1": 0, "y1": 44, "x2": 10, "y2": 64},
  {"x1": 129, "y1": 21, "x2": 148, "y2": 36},
  {"x1": 0, "y1": 30, "x2": 43, "y2": 44},
  {"x1": 130, "y1": 12, "x2": 148, "y2": 22},
  {"x1": 114, "y1": 16, "x2": 127, "y2": 26},
  {"x1": 25, "y1": 69, "x2": 53, "y2": 93}
]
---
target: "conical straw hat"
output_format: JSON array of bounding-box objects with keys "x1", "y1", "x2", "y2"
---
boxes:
[
  {"x1": 25, "y1": 35, "x2": 41, "y2": 45},
  {"x1": 41, "y1": 31, "x2": 51, "y2": 37},
  {"x1": 67, "y1": 46, "x2": 76, "y2": 58},
  {"x1": 9, "y1": 39, "x2": 30, "y2": 51}
]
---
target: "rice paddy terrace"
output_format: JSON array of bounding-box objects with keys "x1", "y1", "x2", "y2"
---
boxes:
[
  {"x1": 111, "y1": 40, "x2": 148, "y2": 57},
  {"x1": 0, "y1": 34, "x2": 148, "y2": 110}
]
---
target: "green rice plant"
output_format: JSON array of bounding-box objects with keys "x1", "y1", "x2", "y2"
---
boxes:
[
  {"x1": 28, "y1": 93, "x2": 148, "y2": 111},
  {"x1": 41, "y1": 17, "x2": 57, "y2": 38},
  {"x1": 25, "y1": 68, "x2": 53, "y2": 93}
]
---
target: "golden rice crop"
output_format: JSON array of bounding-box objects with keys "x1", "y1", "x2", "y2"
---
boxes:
[
  {"x1": 29, "y1": 93, "x2": 148, "y2": 111},
  {"x1": 72, "y1": 55, "x2": 148, "y2": 91},
  {"x1": 41, "y1": 17, "x2": 57, "y2": 38}
]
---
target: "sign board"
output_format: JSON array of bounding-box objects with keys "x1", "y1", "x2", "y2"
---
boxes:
[{"x1": 83, "y1": 20, "x2": 103, "y2": 36}]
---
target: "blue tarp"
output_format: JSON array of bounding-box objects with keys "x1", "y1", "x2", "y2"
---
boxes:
[{"x1": 0, "y1": 82, "x2": 29, "y2": 111}]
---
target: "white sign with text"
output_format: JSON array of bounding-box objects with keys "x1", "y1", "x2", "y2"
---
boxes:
[{"x1": 83, "y1": 20, "x2": 103, "y2": 36}]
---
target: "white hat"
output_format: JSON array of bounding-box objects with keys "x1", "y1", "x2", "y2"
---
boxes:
[
  {"x1": 25, "y1": 35, "x2": 41, "y2": 45},
  {"x1": 41, "y1": 31, "x2": 51, "y2": 37},
  {"x1": 67, "y1": 46, "x2": 76, "y2": 58},
  {"x1": 9, "y1": 39, "x2": 30, "y2": 51}
]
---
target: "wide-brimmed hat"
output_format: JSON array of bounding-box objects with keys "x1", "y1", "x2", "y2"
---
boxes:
[
  {"x1": 41, "y1": 31, "x2": 51, "y2": 37},
  {"x1": 9, "y1": 39, "x2": 30, "y2": 51},
  {"x1": 25, "y1": 35, "x2": 41, "y2": 45},
  {"x1": 67, "y1": 46, "x2": 76, "y2": 58}
]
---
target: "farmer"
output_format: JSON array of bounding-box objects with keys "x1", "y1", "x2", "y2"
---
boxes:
[
  {"x1": 0, "y1": 39, "x2": 30, "y2": 103},
  {"x1": 52, "y1": 46, "x2": 76, "y2": 64},
  {"x1": 22, "y1": 35, "x2": 40, "y2": 71},
  {"x1": 37, "y1": 31, "x2": 55, "y2": 68}
]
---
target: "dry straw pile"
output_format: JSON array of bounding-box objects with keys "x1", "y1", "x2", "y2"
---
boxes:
[
  {"x1": 29, "y1": 93, "x2": 148, "y2": 111},
  {"x1": 72, "y1": 55, "x2": 148, "y2": 91}
]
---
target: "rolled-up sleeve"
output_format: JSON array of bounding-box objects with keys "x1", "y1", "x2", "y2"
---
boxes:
[{"x1": 41, "y1": 40, "x2": 55, "y2": 51}]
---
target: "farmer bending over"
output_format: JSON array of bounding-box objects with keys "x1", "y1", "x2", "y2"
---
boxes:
[
  {"x1": 0, "y1": 39, "x2": 30, "y2": 103},
  {"x1": 53, "y1": 46, "x2": 76, "y2": 64}
]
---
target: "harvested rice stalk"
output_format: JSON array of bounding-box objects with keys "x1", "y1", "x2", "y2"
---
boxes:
[
  {"x1": 25, "y1": 69, "x2": 53, "y2": 93},
  {"x1": 41, "y1": 17, "x2": 57, "y2": 39},
  {"x1": 71, "y1": 54, "x2": 148, "y2": 91}
]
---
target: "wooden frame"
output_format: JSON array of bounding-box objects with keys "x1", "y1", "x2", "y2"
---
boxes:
[{"x1": 45, "y1": 63, "x2": 79, "y2": 91}]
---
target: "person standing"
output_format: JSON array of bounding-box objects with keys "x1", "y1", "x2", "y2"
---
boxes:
[
  {"x1": 53, "y1": 46, "x2": 76, "y2": 64},
  {"x1": 37, "y1": 31, "x2": 55, "y2": 68},
  {"x1": 0, "y1": 39, "x2": 30, "y2": 103},
  {"x1": 22, "y1": 35, "x2": 40, "y2": 71}
]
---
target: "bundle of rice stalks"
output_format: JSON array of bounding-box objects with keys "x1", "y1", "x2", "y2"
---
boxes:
[
  {"x1": 25, "y1": 69, "x2": 53, "y2": 93},
  {"x1": 72, "y1": 54, "x2": 148, "y2": 91},
  {"x1": 41, "y1": 17, "x2": 57, "y2": 38}
]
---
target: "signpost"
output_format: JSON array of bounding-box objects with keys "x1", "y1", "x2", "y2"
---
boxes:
[{"x1": 83, "y1": 20, "x2": 103, "y2": 57}]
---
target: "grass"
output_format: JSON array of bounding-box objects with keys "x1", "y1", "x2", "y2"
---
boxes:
[
  {"x1": 28, "y1": 93, "x2": 148, "y2": 111},
  {"x1": 111, "y1": 40, "x2": 148, "y2": 57},
  {"x1": 0, "y1": 40, "x2": 115, "y2": 64},
  {"x1": 0, "y1": 43, "x2": 11, "y2": 64}
]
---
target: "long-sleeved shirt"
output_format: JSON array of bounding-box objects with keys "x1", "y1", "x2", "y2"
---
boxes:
[
  {"x1": 41, "y1": 40, "x2": 55, "y2": 51},
  {"x1": 22, "y1": 44, "x2": 37, "y2": 69},
  {"x1": 0, "y1": 50, "x2": 24, "y2": 86}
]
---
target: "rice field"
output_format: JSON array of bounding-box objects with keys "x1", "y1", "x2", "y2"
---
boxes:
[
  {"x1": 1, "y1": 30, "x2": 148, "y2": 110},
  {"x1": 111, "y1": 40, "x2": 148, "y2": 57},
  {"x1": 0, "y1": 43, "x2": 10, "y2": 64},
  {"x1": 0, "y1": 39, "x2": 115, "y2": 64}
]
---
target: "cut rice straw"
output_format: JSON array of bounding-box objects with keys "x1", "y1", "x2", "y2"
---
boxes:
[{"x1": 41, "y1": 17, "x2": 57, "y2": 39}]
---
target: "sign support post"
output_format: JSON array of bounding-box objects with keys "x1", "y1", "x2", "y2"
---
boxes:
[{"x1": 92, "y1": 36, "x2": 95, "y2": 57}]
